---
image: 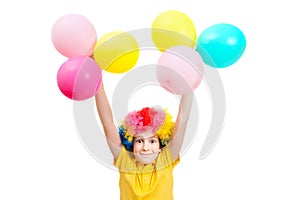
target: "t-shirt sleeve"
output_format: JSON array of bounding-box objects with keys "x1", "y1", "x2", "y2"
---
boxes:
[
  {"x1": 114, "y1": 146, "x2": 135, "y2": 172},
  {"x1": 156, "y1": 145, "x2": 180, "y2": 170}
]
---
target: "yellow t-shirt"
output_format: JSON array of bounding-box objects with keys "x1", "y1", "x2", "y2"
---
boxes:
[{"x1": 114, "y1": 146, "x2": 180, "y2": 200}]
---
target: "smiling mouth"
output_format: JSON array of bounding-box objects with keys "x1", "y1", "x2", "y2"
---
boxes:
[
  {"x1": 138, "y1": 152, "x2": 157, "y2": 157},
  {"x1": 139, "y1": 153, "x2": 152, "y2": 156}
]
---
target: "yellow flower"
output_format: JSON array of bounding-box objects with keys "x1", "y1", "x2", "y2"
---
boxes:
[
  {"x1": 124, "y1": 131, "x2": 133, "y2": 143},
  {"x1": 156, "y1": 110, "x2": 174, "y2": 144}
]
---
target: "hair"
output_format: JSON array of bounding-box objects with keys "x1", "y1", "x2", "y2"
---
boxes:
[{"x1": 118, "y1": 107, "x2": 174, "y2": 152}]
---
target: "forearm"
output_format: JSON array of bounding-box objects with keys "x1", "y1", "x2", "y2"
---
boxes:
[
  {"x1": 95, "y1": 84, "x2": 121, "y2": 157},
  {"x1": 169, "y1": 92, "x2": 193, "y2": 158},
  {"x1": 95, "y1": 84, "x2": 116, "y2": 129},
  {"x1": 178, "y1": 92, "x2": 193, "y2": 123}
]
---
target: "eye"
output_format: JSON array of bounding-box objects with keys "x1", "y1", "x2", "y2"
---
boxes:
[
  {"x1": 135, "y1": 139, "x2": 143, "y2": 143},
  {"x1": 150, "y1": 139, "x2": 157, "y2": 144}
]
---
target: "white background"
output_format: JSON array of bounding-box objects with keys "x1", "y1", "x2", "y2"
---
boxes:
[{"x1": 1, "y1": 0, "x2": 300, "y2": 199}]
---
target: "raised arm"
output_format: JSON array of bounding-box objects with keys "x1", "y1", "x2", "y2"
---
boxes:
[
  {"x1": 95, "y1": 84, "x2": 121, "y2": 159},
  {"x1": 169, "y1": 92, "x2": 193, "y2": 159}
]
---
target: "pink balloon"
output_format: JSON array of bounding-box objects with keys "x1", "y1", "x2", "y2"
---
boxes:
[
  {"x1": 157, "y1": 46, "x2": 204, "y2": 95},
  {"x1": 51, "y1": 14, "x2": 97, "y2": 57},
  {"x1": 57, "y1": 56, "x2": 102, "y2": 101}
]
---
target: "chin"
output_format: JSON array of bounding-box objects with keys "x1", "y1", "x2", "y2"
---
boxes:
[{"x1": 135, "y1": 152, "x2": 159, "y2": 164}]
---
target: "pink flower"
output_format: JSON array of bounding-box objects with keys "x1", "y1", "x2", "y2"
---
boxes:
[{"x1": 123, "y1": 107, "x2": 166, "y2": 135}]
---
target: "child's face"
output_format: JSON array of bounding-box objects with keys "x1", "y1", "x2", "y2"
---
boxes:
[{"x1": 133, "y1": 132, "x2": 160, "y2": 164}]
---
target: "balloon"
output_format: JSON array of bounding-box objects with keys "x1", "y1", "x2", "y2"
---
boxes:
[
  {"x1": 157, "y1": 46, "x2": 204, "y2": 95},
  {"x1": 57, "y1": 56, "x2": 102, "y2": 101},
  {"x1": 152, "y1": 10, "x2": 197, "y2": 51},
  {"x1": 93, "y1": 31, "x2": 139, "y2": 73},
  {"x1": 196, "y1": 23, "x2": 246, "y2": 68},
  {"x1": 51, "y1": 13, "x2": 97, "y2": 57}
]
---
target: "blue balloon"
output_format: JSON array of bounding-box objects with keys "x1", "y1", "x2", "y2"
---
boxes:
[{"x1": 196, "y1": 23, "x2": 246, "y2": 68}]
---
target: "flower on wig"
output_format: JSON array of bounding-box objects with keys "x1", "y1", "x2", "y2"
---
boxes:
[{"x1": 118, "y1": 106, "x2": 174, "y2": 151}]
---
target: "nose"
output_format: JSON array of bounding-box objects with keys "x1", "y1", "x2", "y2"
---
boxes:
[{"x1": 142, "y1": 141, "x2": 150, "y2": 151}]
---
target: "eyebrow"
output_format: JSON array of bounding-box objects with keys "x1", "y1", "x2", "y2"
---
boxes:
[{"x1": 134, "y1": 136, "x2": 158, "y2": 140}]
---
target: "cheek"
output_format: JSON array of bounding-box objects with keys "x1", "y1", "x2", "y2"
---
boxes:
[
  {"x1": 133, "y1": 143, "x2": 142, "y2": 152},
  {"x1": 152, "y1": 143, "x2": 160, "y2": 151}
]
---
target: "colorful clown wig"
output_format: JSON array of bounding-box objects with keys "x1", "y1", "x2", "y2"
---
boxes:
[{"x1": 118, "y1": 107, "x2": 174, "y2": 151}]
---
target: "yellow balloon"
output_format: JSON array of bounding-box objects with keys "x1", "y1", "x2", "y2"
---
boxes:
[
  {"x1": 93, "y1": 31, "x2": 139, "y2": 73},
  {"x1": 152, "y1": 10, "x2": 197, "y2": 51}
]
